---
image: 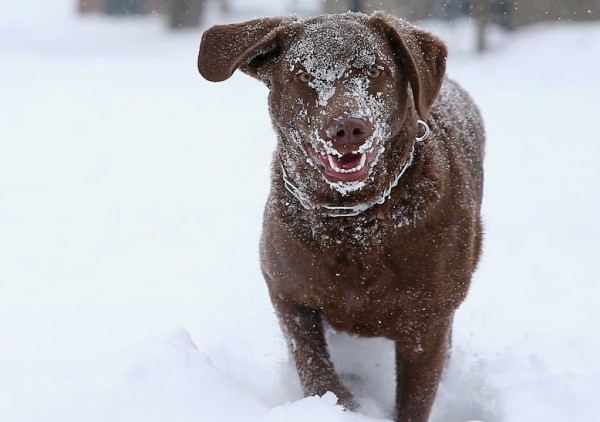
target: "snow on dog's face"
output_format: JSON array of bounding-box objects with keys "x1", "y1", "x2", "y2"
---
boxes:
[
  {"x1": 265, "y1": 14, "x2": 411, "y2": 204},
  {"x1": 198, "y1": 12, "x2": 447, "y2": 209}
]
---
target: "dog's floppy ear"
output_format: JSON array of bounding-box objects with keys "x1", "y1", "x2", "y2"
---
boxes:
[
  {"x1": 198, "y1": 16, "x2": 296, "y2": 82},
  {"x1": 369, "y1": 12, "x2": 447, "y2": 120}
]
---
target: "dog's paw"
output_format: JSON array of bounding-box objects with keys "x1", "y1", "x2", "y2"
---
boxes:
[{"x1": 334, "y1": 389, "x2": 359, "y2": 412}]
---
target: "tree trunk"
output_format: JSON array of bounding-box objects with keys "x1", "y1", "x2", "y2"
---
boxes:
[
  {"x1": 218, "y1": 0, "x2": 230, "y2": 14},
  {"x1": 349, "y1": 0, "x2": 364, "y2": 12},
  {"x1": 167, "y1": 0, "x2": 205, "y2": 29},
  {"x1": 474, "y1": 0, "x2": 490, "y2": 53}
]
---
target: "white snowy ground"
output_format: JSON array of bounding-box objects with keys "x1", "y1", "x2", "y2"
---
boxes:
[{"x1": 1, "y1": 1, "x2": 599, "y2": 421}]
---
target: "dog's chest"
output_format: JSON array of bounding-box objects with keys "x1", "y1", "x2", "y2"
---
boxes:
[
  {"x1": 281, "y1": 230, "x2": 421, "y2": 335},
  {"x1": 264, "y1": 208, "x2": 443, "y2": 336},
  {"x1": 301, "y1": 212, "x2": 393, "y2": 247}
]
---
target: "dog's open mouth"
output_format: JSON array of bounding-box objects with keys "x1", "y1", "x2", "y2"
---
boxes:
[{"x1": 305, "y1": 144, "x2": 375, "y2": 183}]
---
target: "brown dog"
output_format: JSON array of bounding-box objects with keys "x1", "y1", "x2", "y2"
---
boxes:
[{"x1": 198, "y1": 12, "x2": 484, "y2": 422}]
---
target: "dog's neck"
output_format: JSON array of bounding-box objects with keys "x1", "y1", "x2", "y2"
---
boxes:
[{"x1": 281, "y1": 120, "x2": 429, "y2": 218}]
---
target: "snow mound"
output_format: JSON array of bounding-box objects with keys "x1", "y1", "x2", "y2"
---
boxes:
[
  {"x1": 0, "y1": 329, "x2": 391, "y2": 422},
  {"x1": 0, "y1": 330, "x2": 264, "y2": 421}
]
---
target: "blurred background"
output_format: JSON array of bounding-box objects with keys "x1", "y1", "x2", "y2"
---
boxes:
[{"x1": 77, "y1": 0, "x2": 599, "y2": 50}]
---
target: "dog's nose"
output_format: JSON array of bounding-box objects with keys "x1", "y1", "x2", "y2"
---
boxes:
[{"x1": 326, "y1": 118, "x2": 370, "y2": 154}]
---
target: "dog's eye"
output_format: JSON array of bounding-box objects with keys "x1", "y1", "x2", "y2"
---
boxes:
[
  {"x1": 296, "y1": 71, "x2": 313, "y2": 83},
  {"x1": 367, "y1": 65, "x2": 383, "y2": 79}
]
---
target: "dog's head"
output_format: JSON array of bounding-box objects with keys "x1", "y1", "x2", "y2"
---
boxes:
[{"x1": 199, "y1": 12, "x2": 446, "y2": 208}]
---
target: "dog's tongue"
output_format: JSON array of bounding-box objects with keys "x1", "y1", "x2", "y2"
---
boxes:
[{"x1": 331, "y1": 153, "x2": 362, "y2": 169}]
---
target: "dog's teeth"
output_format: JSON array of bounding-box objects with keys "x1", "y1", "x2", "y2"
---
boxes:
[
  {"x1": 359, "y1": 153, "x2": 366, "y2": 167},
  {"x1": 327, "y1": 153, "x2": 367, "y2": 174},
  {"x1": 327, "y1": 155, "x2": 340, "y2": 172}
]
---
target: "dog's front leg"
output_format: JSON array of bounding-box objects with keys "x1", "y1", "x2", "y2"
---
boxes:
[
  {"x1": 274, "y1": 302, "x2": 357, "y2": 410},
  {"x1": 395, "y1": 317, "x2": 452, "y2": 422}
]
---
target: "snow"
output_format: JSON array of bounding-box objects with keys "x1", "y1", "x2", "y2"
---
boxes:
[{"x1": 1, "y1": 1, "x2": 600, "y2": 421}]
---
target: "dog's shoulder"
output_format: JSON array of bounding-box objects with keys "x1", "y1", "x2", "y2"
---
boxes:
[{"x1": 431, "y1": 78, "x2": 485, "y2": 153}]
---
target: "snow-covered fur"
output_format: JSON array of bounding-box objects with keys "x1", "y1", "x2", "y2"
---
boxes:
[{"x1": 198, "y1": 12, "x2": 484, "y2": 422}]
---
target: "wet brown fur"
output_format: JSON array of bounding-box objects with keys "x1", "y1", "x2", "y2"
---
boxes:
[{"x1": 198, "y1": 12, "x2": 484, "y2": 422}]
